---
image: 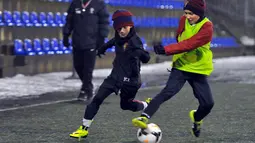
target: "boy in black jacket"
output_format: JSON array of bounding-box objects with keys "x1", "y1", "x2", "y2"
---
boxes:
[{"x1": 70, "y1": 9, "x2": 151, "y2": 139}]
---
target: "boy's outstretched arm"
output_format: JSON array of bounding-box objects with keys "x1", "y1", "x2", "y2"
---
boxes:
[
  {"x1": 97, "y1": 38, "x2": 115, "y2": 57},
  {"x1": 165, "y1": 22, "x2": 213, "y2": 55},
  {"x1": 131, "y1": 37, "x2": 150, "y2": 63},
  {"x1": 137, "y1": 49, "x2": 150, "y2": 63}
]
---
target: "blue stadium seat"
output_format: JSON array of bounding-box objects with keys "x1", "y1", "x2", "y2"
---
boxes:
[
  {"x1": 229, "y1": 38, "x2": 239, "y2": 47},
  {"x1": 161, "y1": 37, "x2": 178, "y2": 46},
  {"x1": 62, "y1": 12, "x2": 67, "y2": 25},
  {"x1": 22, "y1": 11, "x2": 32, "y2": 27},
  {"x1": 0, "y1": 11, "x2": 5, "y2": 26},
  {"x1": 212, "y1": 37, "x2": 239, "y2": 48},
  {"x1": 47, "y1": 12, "x2": 57, "y2": 27},
  {"x1": 55, "y1": 12, "x2": 63, "y2": 27},
  {"x1": 13, "y1": 11, "x2": 23, "y2": 26},
  {"x1": 39, "y1": 12, "x2": 48, "y2": 27},
  {"x1": 108, "y1": 16, "x2": 113, "y2": 26},
  {"x1": 51, "y1": 38, "x2": 62, "y2": 54},
  {"x1": 211, "y1": 38, "x2": 221, "y2": 48},
  {"x1": 33, "y1": 38, "x2": 45, "y2": 55},
  {"x1": 140, "y1": 37, "x2": 148, "y2": 49},
  {"x1": 134, "y1": 16, "x2": 141, "y2": 27},
  {"x1": 30, "y1": 11, "x2": 42, "y2": 27},
  {"x1": 56, "y1": 0, "x2": 70, "y2": 2},
  {"x1": 172, "y1": 1, "x2": 184, "y2": 9},
  {"x1": 24, "y1": 39, "x2": 36, "y2": 55},
  {"x1": 106, "y1": 47, "x2": 115, "y2": 52},
  {"x1": 42, "y1": 38, "x2": 54, "y2": 54},
  {"x1": 14, "y1": 39, "x2": 25, "y2": 55},
  {"x1": 4, "y1": 11, "x2": 14, "y2": 26},
  {"x1": 59, "y1": 39, "x2": 71, "y2": 54}
]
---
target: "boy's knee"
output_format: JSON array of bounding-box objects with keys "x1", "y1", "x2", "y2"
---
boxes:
[
  {"x1": 120, "y1": 103, "x2": 130, "y2": 110},
  {"x1": 120, "y1": 102, "x2": 137, "y2": 112},
  {"x1": 120, "y1": 105, "x2": 129, "y2": 110},
  {"x1": 203, "y1": 101, "x2": 214, "y2": 110}
]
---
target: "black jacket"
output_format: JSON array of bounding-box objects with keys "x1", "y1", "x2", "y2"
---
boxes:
[
  {"x1": 98, "y1": 29, "x2": 150, "y2": 86},
  {"x1": 63, "y1": 0, "x2": 109, "y2": 49}
]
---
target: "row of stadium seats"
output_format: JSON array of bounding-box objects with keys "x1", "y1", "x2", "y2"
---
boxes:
[
  {"x1": 0, "y1": 11, "x2": 65, "y2": 27},
  {"x1": 46, "y1": 0, "x2": 184, "y2": 9},
  {"x1": 106, "y1": 0, "x2": 183, "y2": 9},
  {"x1": 162, "y1": 37, "x2": 239, "y2": 48},
  {"x1": 14, "y1": 38, "x2": 72, "y2": 56},
  {"x1": 14, "y1": 37, "x2": 148, "y2": 56},
  {"x1": 109, "y1": 16, "x2": 179, "y2": 28},
  {"x1": 14, "y1": 37, "x2": 239, "y2": 56},
  {"x1": 0, "y1": 11, "x2": 179, "y2": 28}
]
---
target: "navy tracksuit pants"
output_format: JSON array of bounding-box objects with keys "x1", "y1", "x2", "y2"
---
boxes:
[{"x1": 143, "y1": 68, "x2": 214, "y2": 121}]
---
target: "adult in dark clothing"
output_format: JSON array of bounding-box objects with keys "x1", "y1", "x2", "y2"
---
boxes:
[
  {"x1": 69, "y1": 9, "x2": 151, "y2": 139},
  {"x1": 63, "y1": 0, "x2": 110, "y2": 100}
]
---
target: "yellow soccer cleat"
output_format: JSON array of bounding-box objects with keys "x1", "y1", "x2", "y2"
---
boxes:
[
  {"x1": 70, "y1": 126, "x2": 89, "y2": 140},
  {"x1": 132, "y1": 116, "x2": 149, "y2": 129},
  {"x1": 189, "y1": 110, "x2": 203, "y2": 137},
  {"x1": 145, "y1": 98, "x2": 152, "y2": 104}
]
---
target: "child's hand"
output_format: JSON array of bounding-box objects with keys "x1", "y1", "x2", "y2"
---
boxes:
[
  {"x1": 97, "y1": 46, "x2": 106, "y2": 58},
  {"x1": 96, "y1": 36, "x2": 105, "y2": 50},
  {"x1": 63, "y1": 36, "x2": 70, "y2": 47},
  {"x1": 97, "y1": 51, "x2": 105, "y2": 58},
  {"x1": 153, "y1": 41, "x2": 166, "y2": 55}
]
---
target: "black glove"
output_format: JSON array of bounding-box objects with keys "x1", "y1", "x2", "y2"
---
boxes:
[
  {"x1": 63, "y1": 36, "x2": 70, "y2": 47},
  {"x1": 153, "y1": 41, "x2": 166, "y2": 55},
  {"x1": 97, "y1": 45, "x2": 106, "y2": 58},
  {"x1": 96, "y1": 36, "x2": 105, "y2": 50}
]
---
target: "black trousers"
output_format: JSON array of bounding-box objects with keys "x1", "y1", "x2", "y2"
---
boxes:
[
  {"x1": 72, "y1": 48, "x2": 96, "y2": 92},
  {"x1": 84, "y1": 77, "x2": 144, "y2": 120},
  {"x1": 143, "y1": 68, "x2": 214, "y2": 121}
]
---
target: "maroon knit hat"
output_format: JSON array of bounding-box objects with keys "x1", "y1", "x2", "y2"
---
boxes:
[
  {"x1": 184, "y1": 0, "x2": 206, "y2": 17},
  {"x1": 112, "y1": 9, "x2": 134, "y2": 30}
]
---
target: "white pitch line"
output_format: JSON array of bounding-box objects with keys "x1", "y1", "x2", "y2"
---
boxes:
[
  {"x1": 0, "y1": 98, "x2": 77, "y2": 112},
  {"x1": 0, "y1": 85, "x2": 163, "y2": 112}
]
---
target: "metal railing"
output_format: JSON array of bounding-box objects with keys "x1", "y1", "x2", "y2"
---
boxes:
[{"x1": 207, "y1": 0, "x2": 255, "y2": 38}]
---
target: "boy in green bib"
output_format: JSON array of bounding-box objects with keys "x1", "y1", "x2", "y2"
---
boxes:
[{"x1": 132, "y1": 0, "x2": 214, "y2": 137}]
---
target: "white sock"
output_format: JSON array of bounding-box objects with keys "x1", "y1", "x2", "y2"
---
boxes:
[
  {"x1": 82, "y1": 118, "x2": 93, "y2": 128},
  {"x1": 142, "y1": 101, "x2": 148, "y2": 110},
  {"x1": 141, "y1": 113, "x2": 151, "y2": 119}
]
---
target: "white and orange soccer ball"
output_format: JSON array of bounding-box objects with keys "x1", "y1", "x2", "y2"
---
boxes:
[{"x1": 137, "y1": 123, "x2": 162, "y2": 143}]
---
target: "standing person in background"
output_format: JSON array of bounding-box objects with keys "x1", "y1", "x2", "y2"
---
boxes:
[
  {"x1": 63, "y1": 0, "x2": 110, "y2": 101},
  {"x1": 132, "y1": 0, "x2": 215, "y2": 137}
]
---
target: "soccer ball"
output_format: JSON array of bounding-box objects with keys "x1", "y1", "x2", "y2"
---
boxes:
[{"x1": 137, "y1": 123, "x2": 162, "y2": 143}]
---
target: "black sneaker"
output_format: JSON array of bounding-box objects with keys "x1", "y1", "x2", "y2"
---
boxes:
[
  {"x1": 191, "y1": 122, "x2": 202, "y2": 137},
  {"x1": 77, "y1": 90, "x2": 94, "y2": 102},
  {"x1": 86, "y1": 89, "x2": 93, "y2": 100},
  {"x1": 77, "y1": 90, "x2": 86, "y2": 101}
]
